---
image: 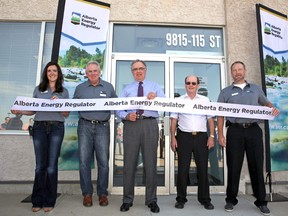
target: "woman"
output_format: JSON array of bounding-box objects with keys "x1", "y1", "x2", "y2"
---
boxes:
[{"x1": 11, "y1": 62, "x2": 69, "y2": 212}]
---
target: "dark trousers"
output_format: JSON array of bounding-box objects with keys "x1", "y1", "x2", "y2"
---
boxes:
[
  {"x1": 32, "y1": 121, "x2": 64, "y2": 208},
  {"x1": 176, "y1": 130, "x2": 211, "y2": 204},
  {"x1": 226, "y1": 125, "x2": 267, "y2": 207},
  {"x1": 122, "y1": 119, "x2": 159, "y2": 205}
]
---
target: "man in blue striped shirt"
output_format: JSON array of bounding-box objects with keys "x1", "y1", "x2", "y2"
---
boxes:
[{"x1": 117, "y1": 59, "x2": 165, "y2": 213}]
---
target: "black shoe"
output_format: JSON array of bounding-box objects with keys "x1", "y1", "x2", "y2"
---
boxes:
[
  {"x1": 258, "y1": 205, "x2": 270, "y2": 216},
  {"x1": 148, "y1": 201, "x2": 160, "y2": 213},
  {"x1": 120, "y1": 203, "x2": 133, "y2": 212},
  {"x1": 175, "y1": 201, "x2": 185, "y2": 209},
  {"x1": 224, "y1": 202, "x2": 234, "y2": 212},
  {"x1": 203, "y1": 202, "x2": 214, "y2": 210}
]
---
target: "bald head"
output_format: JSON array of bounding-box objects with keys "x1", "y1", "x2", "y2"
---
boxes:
[{"x1": 185, "y1": 75, "x2": 199, "y2": 84}]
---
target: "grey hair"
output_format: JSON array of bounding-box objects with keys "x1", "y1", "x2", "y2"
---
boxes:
[
  {"x1": 131, "y1": 59, "x2": 147, "y2": 69},
  {"x1": 86, "y1": 61, "x2": 100, "y2": 70}
]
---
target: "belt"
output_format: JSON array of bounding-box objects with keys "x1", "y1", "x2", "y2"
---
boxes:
[
  {"x1": 229, "y1": 122, "x2": 258, "y2": 128},
  {"x1": 136, "y1": 115, "x2": 156, "y2": 120},
  {"x1": 80, "y1": 118, "x2": 108, "y2": 124},
  {"x1": 38, "y1": 121, "x2": 62, "y2": 125},
  {"x1": 178, "y1": 129, "x2": 205, "y2": 136}
]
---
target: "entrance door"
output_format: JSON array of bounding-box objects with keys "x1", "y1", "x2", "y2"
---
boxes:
[
  {"x1": 109, "y1": 54, "x2": 170, "y2": 195},
  {"x1": 169, "y1": 57, "x2": 225, "y2": 194},
  {"x1": 109, "y1": 55, "x2": 225, "y2": 195}
]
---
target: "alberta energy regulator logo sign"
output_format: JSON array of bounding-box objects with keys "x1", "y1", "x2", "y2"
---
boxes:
[
  {"x1": 264, "y1": 22, "x2": 271, "y2": 34},
  {"x1": 264, "y1": 22, "x2": 283, "y2": 39},
  {"x1": 71, "y1": 12, "x2": 81, "y2": 25},
  {"x1": 71, "y1": 11, "x2": 99, "y2": 30}
]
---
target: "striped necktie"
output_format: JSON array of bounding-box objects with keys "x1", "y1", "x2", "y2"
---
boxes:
[{"x1": 137, "y1": 82, "x2": 144, "y2": 115}]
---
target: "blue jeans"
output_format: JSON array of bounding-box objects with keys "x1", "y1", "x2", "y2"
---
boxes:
[
  {"x1": 31, "y1": 121, "x2": 64, "y2": 208},
  {"x1": 78, "y1": 119, "x2": 110, "y2": 196}
]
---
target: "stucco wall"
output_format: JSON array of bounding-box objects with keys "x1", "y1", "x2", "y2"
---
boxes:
[
  {"x1": 0, "y1": 0, "x2": 225, "y2": 25},
  {"x1": 225, "y1": 0, "x2": 288, "y2": 85},
  {"x1": 0, "y1": 0, "x2": 58, "y2": 21},
  {"x1": 0, "y1": 134, "x2": 80, "y2": 181}
]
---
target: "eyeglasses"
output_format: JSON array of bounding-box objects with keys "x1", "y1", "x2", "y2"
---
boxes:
[
  {"x1": 185, "y1": 82, "x2": 198, "y2": 86},
  {"x1": 132, "y1": 67, "x2": 146, "y2": 72}
]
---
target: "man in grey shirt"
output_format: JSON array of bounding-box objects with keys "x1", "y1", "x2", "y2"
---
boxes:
[
  {"x1": 217, "y1": 61, "x2": 279, "y2": 216},
  {"x1": 73, "y1": 61, "x2": 117, "y2": 208}
]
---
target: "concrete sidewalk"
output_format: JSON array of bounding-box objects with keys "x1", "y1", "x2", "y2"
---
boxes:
[{"x1": 0, "y1": 193, "x2": 287, "y2": 216}]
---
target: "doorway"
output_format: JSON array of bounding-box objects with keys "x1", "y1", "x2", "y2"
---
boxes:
[{"x1": 109, "y1": 54, "x2": 225, "y2": 195}]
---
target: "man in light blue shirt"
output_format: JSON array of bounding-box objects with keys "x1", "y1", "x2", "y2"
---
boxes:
[{"x1": 117, "y1": 59, "x2": 165, "y2": 213}]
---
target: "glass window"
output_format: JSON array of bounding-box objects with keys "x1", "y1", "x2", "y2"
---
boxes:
[
  {"x1": 113, "y1": 24, "x2": 223, "y2": 55},
  {"x1": 42, "y1": 23, "x2": 56, "y2": 70},
  {"x1": 0, "y1": 22, "x2": 55, "y2": 132}
]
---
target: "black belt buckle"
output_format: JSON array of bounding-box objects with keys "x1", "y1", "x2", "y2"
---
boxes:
[
  {"x1": 81, "y1": 118, "x2": 107, "y2": 124},
  {"x1": 243, "y1": 123, "x2": 257, "y2": 128},
  {"x1": 136, "y1": 114, "x2": 144, "y2": 119},
  {"x1": 243, "y1": 123, "x2": 250, "y2": 128},
  {"x1": 90, "y1": 120, "x2": 99, "y2": 124},
  {"x1": 91, "y1": 120, "x2": 108, "y2": 124}
]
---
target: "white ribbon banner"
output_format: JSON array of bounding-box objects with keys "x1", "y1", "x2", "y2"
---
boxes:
[{"x1": 11, "y1": 96, "x2": 274, "y2": 120}]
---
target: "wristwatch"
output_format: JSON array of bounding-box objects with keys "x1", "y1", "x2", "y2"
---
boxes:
[{"x1": 210, "y1": 134, "x2": 215, "y2": 138}]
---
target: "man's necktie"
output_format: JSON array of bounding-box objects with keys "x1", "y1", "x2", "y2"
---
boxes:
[{"x1": 137, "y1": 82, "x2": 144, "y2": 115}]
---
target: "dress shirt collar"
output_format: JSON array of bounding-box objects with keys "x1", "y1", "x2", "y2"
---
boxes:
[{"x1": 86, "y1": 78, "x2": 104, "y2": 87}]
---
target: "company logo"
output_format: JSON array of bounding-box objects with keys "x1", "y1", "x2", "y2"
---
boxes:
[
  {"x1": 263, "y1": 22, "x2": 283, "y2": 39},
  {"x1": 71, "y1": 12, "x2": 81, "y2": 25},
  {"x1": 264, "y1": 22, "x2": 271, "y2": 34},
  {"x1": 70, "y1": 12, "x2": 99, "y2": 30}
]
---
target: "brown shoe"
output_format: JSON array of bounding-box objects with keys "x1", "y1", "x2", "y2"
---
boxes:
[
  {"x1": 98, "y1": 195, "x2": 108, "y2": 206},
  {"x1": 43, "y1": 207, "x2": 53, "y2": 212},
  {"x1": 32, "y1": 207, "x2": 41, "y2": 212},
  {"x1": 83, "y1": 195, "x2": 93, "y2": 207}
]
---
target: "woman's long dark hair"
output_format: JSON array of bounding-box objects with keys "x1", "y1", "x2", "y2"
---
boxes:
[{"x1": 38, "y1": 62, "x2": 64, "y2": 93}]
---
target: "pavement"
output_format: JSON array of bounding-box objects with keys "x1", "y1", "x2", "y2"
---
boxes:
[{"x1": 0, "y1": 193, "x2": 287, "y2": 216}]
